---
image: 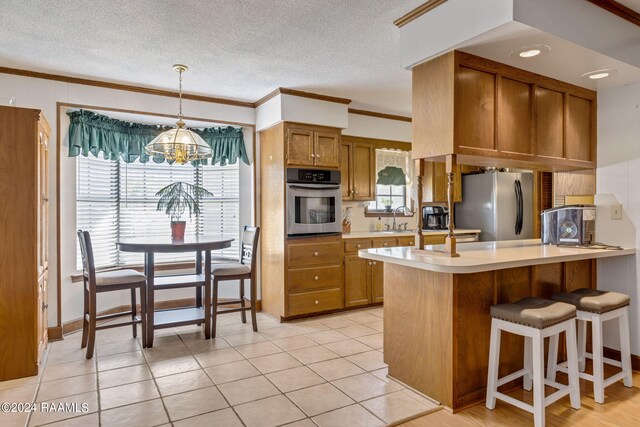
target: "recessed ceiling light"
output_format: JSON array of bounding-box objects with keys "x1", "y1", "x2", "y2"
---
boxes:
[
  {"x1": 510, "y1": 44, "x2": 551, "y2": 59},
  {"x1": 581, "y1": 69, "x2": 617, "y2": 80}
]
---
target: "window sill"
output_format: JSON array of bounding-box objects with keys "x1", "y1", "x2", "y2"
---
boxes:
[
  {"x1": 70, "y1": 259, "x2": 239, "y2": 283},
  {"x1": 364, "y1": 208, "x2": 415, "y2": 218}
]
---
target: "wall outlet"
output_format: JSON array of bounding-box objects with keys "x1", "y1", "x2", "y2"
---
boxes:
[{"x1": 611, "y1": 204, "x2": 623, "y2": 220}]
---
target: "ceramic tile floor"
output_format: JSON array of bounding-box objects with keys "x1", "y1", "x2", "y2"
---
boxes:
[{"x1": 0, "y1": 306, "x2": 440, "y2": 427}]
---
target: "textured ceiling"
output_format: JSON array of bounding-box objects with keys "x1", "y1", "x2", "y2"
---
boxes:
[{"x1": 0, "y1": 0, "x2": 424, "y2": 116}]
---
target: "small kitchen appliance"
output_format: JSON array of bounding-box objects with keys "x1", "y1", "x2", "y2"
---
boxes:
[
  {"x1": 422, "y1": 205, "x2": 449, "y2": 230},
  {"x1": 541, "y1": 205, "x2": 596, "y2": 246}
]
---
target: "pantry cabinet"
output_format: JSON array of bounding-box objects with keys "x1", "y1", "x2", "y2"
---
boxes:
[
  {"x1": 0, "y1": 106, "x2": 50, "y2": 380},
  {"x1": 413, "y1": 50, "x2": 597, "y2": 171}
]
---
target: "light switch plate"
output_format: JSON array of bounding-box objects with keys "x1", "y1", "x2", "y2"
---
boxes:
[{"x1": 611, "y1": 204, "x2": 623, "y2": 220}]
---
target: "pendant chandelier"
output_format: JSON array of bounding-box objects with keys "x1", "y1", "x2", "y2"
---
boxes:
[{"x1": 145, "y1": 64, "x2": 212, "y2": 165}]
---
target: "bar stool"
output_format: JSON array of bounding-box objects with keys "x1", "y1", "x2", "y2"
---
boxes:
[
  {"x1": 547, "y1": 288, "x2": 633, "y2": 403},
  {"x1": 486, "y1": 297, "x2": 581, "y2": 427}
]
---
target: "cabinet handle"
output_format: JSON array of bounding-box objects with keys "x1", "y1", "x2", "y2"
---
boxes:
[
  {"x1": 373, "y1": 261, "x2": 377, "y2": 265},
  {"x1": 410, "y1": 242, "x2": 414, "y2": 245},
  {"x1": 354, "y1": 190, "x2": 357, "y2": 195},
  {"x1": 316, "y1": 154, "x2": 320, "y2": 159},
  {"x1": 314, "y1": 252, "x2": 319, "y2": 257},
  {"x1": 356, "y1": 244, "x2": 361, "y2": 248},
  {"x1": 383, "y1": 243, "x2": 389, "y2": 246},
  {"x1": 368, "y1": 261, "x2": 372, "y2": 266},
  {"x1": 43, "y1": 196, "x2": 49, "y2": 202},
  {"x1": 314, "y1": 276, "x2": 319, "y2": 280},
  {"x1": 311, "y1": 154, "x2": 315, "y2": 158},
  {"x1": 42, "y1": 303, "x2": 48, "y2": 310},
  {"x1": 314, "y1": 300, "x2": 319, "y2": 305}
]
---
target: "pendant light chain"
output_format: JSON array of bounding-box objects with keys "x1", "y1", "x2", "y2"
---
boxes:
[{"x1": 178, "y1": 67, "x2": 183, "y2": 122}]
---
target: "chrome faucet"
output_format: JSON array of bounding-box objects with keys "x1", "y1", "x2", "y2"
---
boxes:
[{"x1": 392, "y1": 206, "x2": 410, "y2": 231}]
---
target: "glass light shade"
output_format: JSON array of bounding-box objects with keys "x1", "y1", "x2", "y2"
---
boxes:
[{"x1": 145, "y1": 127, "x2": 212, "y2": 164}]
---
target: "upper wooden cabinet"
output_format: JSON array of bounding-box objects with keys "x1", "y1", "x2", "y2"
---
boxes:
[
  {"x1": 341, "y1": 137, "x2": 376, "y2": 201},
  {"x1": 286, "y1": 124, "x2": 340, "y2": 169},
  {"x1": 413, "y1": 51, "x2": 597, "y2": 171},
  {"x1": 422, "y1": 161, "x2": 462, "y2": 203}
]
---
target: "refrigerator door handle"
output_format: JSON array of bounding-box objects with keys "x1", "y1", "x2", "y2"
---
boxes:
[
  {"x1": 514, "y1": 180, "x2": 521, "y2": 235},
  {"x1": 515, "y1": 180, "x2": 523, "y2": 235}
]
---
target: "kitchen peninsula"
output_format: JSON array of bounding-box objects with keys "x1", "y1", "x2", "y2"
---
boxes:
[{"x1": 359, "y1": 240, "x2": 635, "y2": 411}]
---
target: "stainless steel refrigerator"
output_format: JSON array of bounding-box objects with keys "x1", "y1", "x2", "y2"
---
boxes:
[{"x1": 455, "y1": 171, "x2": 533, "y2": 242}]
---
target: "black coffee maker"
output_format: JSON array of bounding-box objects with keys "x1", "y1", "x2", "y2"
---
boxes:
[{"x1": 422, "y1": 205, "x2": 449, "y2": 230}]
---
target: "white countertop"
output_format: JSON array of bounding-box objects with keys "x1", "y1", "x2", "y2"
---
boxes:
[
  {"x1": 358, "y1": 239, "x2": 636, "y2": 274},
  {"x1": 342, "y1": 229, "x2": 481, "y2": 239}
]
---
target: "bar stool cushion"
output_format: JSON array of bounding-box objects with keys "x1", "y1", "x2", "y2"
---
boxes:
[
  {"x1": 95, "y1": 269, "x2": 146, "y2": 286},
  {"x1": 211, "y1": 263, "x2": 251, "y2": 276},
  {"x1": 490, "y1": 297, "x2": 576, "y2": 329},
  {"x1": 552, "y1": 288, "x2": 630, "y2": 314}
]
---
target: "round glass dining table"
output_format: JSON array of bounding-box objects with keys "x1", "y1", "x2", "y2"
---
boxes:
[{"x1": 117, "y1": 235, "x2": 233, "y2": 347}]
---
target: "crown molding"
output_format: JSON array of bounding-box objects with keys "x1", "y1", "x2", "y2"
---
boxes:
[
  {"x1": 348, "y1": 108, "x2": 412, "y2": 122},
  {"x1": 394, "y1": 0, "x2": 448, "y2": 28},
  {"x1": 0, "y1": 66, "x2": 255, "y2": 108}
]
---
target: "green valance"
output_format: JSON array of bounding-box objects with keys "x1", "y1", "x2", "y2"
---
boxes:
[
  {"x1": 67, "y1": 109, "x2": 249, "y2": 166},
  {"x1": 377, "y1": 166, "x2": 406, "y2": 186}
]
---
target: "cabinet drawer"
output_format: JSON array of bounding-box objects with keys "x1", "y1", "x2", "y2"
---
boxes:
[
  {"x1": 372, "y1": 238, "x2": 398, "y2": 248},
  {"x1": 288, "y1": 265, "x2": 343, "y2": 292},
  {"x1": 288, "y1": 241, "x2": 343, "y2": 267},
  {"x1": 396, "y1": 236, "x2": 416, "y2": 247},
  {"x1": 288, "y1": 288, "x2": 343, "y2": 316},
  {"x1": 344, "y1": 239, "x2": 372, "y2": 254},
  {"x1": 424, "y1": 234, "x2": 447, "y2": 245}
]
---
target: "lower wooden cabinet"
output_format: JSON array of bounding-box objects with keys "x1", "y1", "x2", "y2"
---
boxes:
[
  {"x1": 343, "y1": 235, "x2": 417, "y2": 307},
  {"x1": 285, "y1": 235, "x2": 344, "y2": 317}
]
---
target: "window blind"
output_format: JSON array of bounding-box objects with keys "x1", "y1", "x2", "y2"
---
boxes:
[
  {"x1": 198, "y1": 163, "x2": 240, "y2": 259},
  {"x1": 76, "y1": 156, "x2": 119, "y2": 269},
  {"x1": 76, "y1": 157, "x2": 241, "y2": 270},
  {"x1": 118, "y1": 161, "x2": 198, "y2": 266}
]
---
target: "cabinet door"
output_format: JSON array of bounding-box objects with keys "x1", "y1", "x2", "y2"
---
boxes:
[
  {"x1": 433, "y1": 162, "x2": 462, "y2": 203},
  {"x1": 352, "y1": 142, "x2": 375, "y2": 201},
  {"x1": 456, "y1": 66, "x2": 496, "y2": 151},
  {"x1": 286, "y1": 127, "x2": 314, "y2": 166},
  {"x1": 370, "y1": 260, "x2": 384, "y2": 303},
  {"x1": 566, "y1": 95, "x2": 594, "y2": 162},
  {"x1": 314, "y1": 131, "x2": 340, "y2": 168},
  {"x1": 344, "y1": 256, "x2": 370, "y2": 307},
  {"x1": 498, "y1": 77, "x2": 533, "y2": 156},
  {"x1": 340, "y1": 143, "x2": 352, "y2": 200},
  {"x1": 535, "y1": 87, "x2": 564, "y2": 159}
]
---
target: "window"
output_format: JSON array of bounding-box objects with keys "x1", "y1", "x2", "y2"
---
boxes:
[
  {"x1": 76, "y1": 156, "x2": 240, "y2": 270},
  {"x1": 368, "y1": 149, "x2": 413, "y2": 212}
]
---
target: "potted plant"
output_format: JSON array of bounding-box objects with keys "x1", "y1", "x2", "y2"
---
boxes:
[
  {"x1": 156, "y1": 181, "x2": 213, "y2": 240},
  {"x1": 381, "y1": 198, "x2": 392, "y2": 212}
]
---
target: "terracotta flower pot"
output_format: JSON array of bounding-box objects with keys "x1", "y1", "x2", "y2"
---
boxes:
[{"x1": 171, "y1": 221, "x2": 186, "y2": 240}]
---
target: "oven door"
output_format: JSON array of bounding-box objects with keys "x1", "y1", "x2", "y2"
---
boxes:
[{"x1": 286, "y1": 183, "x2": 342, "y2": 236}]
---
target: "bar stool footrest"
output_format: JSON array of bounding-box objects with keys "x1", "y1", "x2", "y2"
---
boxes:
[{"x1": 494, "y1": 392, "x2": 534, "y2": 414}]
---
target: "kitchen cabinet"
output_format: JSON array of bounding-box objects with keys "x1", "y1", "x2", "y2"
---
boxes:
[
  {"x1": 422, "y1": 161, "x2": 462, "y2": 203},
  {"x1": 413, "y1": 50, "x2": 596, "y2": 171},
  {"x1": 343, "y1": 235, "x2": 417, "y2": 307},
  {"x1": 285, "y1": 235, "x2": 344, "y2": 317},
  {"x1": 0, "y1": 106, "x2": 50, "y2": 380},
  {"x1": 341, "y1": 138, "x2": 375, "y2": 201},
  {"x1": 286, "y1": 124, "x2": 340, "y2": 168}
]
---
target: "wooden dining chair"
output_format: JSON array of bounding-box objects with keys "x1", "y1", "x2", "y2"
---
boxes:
[
  {"x1": 211, "y1": 226, "x2": 260, "y2": 337},
  {"x1": 77, "y1": 230, "x2": 147, "y2": 358}
]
